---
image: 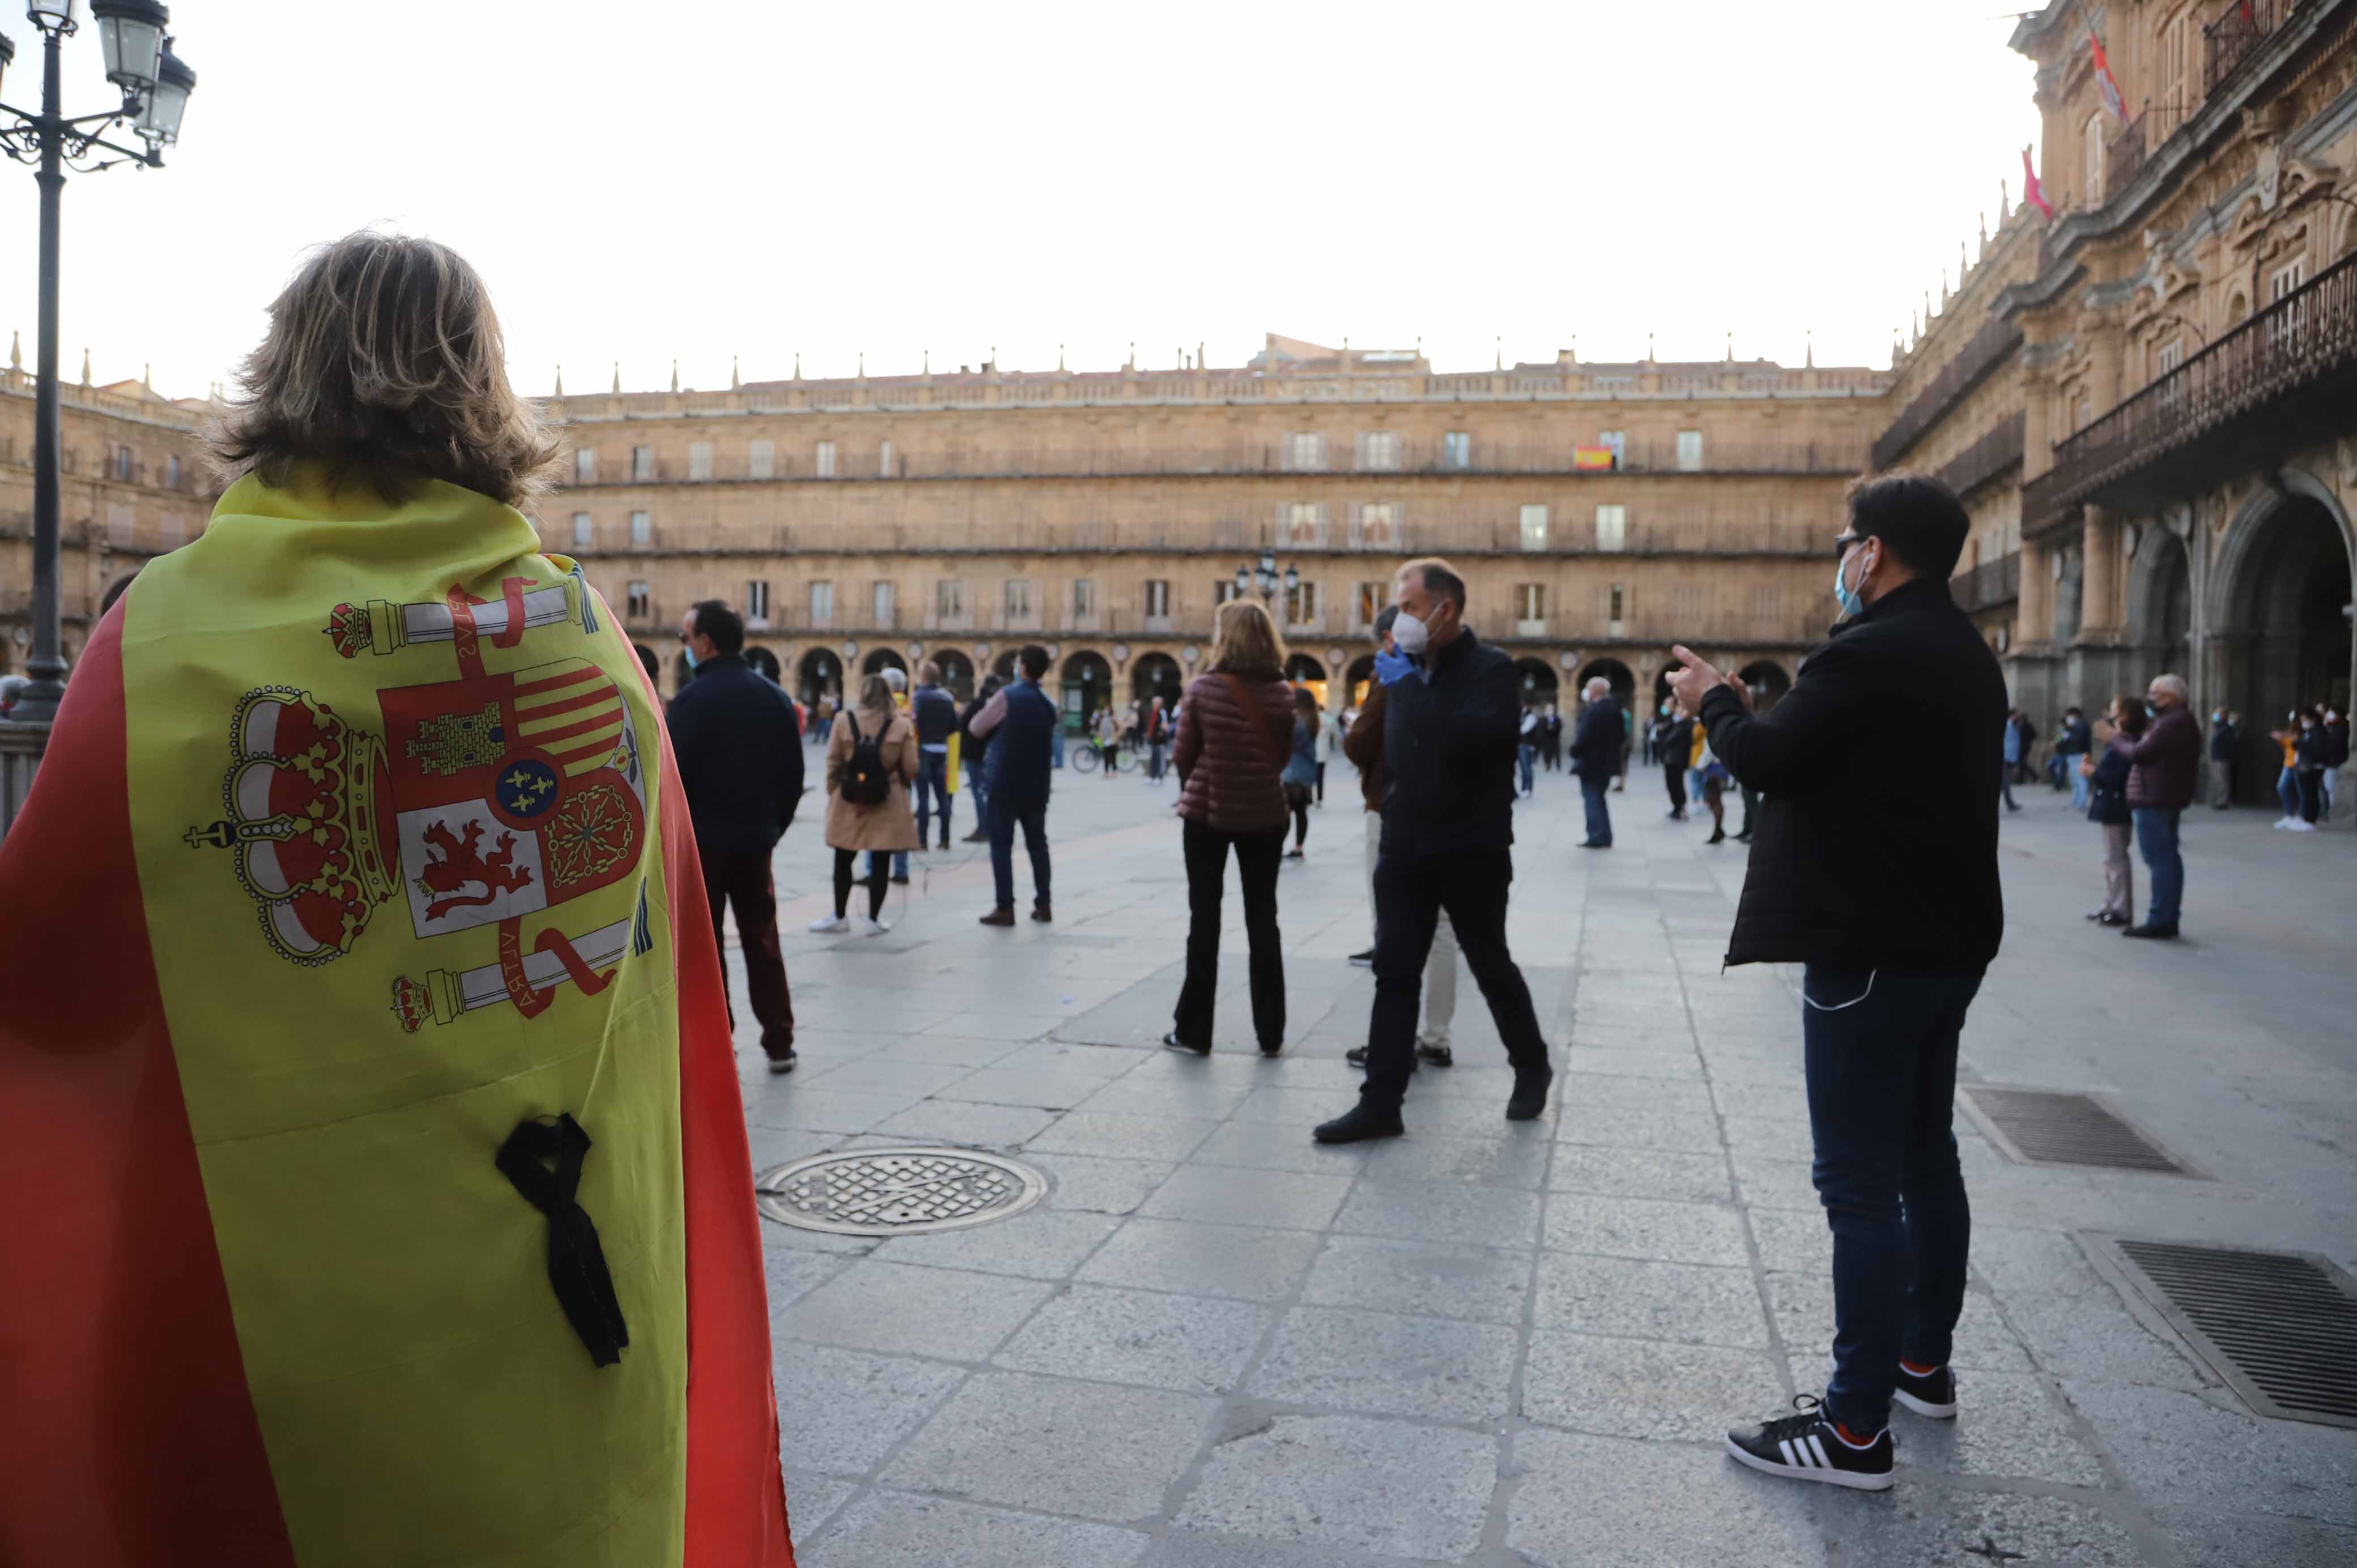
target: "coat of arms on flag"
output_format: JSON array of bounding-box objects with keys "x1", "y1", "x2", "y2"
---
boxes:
[{"x1": 184, "y1": 574, "x2": 653, "y2": 1032}]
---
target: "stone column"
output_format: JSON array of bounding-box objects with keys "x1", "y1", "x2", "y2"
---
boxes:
[
  {"x1": 2018, "y1": 536, "x2": 2055, "y2": 652},
  {"x1": 2078, "y1": 505, "x2": 2123, "y2": 642}
]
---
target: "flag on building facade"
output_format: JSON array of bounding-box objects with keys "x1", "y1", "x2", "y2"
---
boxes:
[
  {"x1": 2089, "y1": 26, "x2": 2129, "y2": 125},
  {"x1": 0, "y1": 472, "x2": 795, "y2": 1567},
  {"x1": 2023, "y1": 146, "x2": 2056, "y2": 220}
]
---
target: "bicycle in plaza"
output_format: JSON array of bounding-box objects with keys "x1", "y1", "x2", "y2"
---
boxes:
[{"x1": 1069, "y1": 738, "x2": 1140, "y2": 774}]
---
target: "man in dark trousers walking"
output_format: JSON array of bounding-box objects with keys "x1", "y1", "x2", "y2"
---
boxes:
[
  {"x1": 1669, "y1": 475, "x2": 2004, "y2": 1493},
  {"x1": 968, "y1": 645, "x2": 1057, "y2": 926},
  {"x1": 910, "y1": 662, "x2": 961, "y2": 850},
  {"x1": 1315, "y1": 559, "x2": 1554, "y2": 1144},
  {"x1": 1568, "y1": 675, "x2": 1622, "y2": 847},
  {"x1": 667, "y1": 599, "x2": 806, "y2": 1072}
]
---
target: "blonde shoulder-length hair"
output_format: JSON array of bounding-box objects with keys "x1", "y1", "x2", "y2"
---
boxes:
[
  {"x1": 1207, "y1": 597, "x2": 1287, "y2": 676},
  {"x1": 856, "y1": 673, "x2": 899, "y2": 719},
  {"x1": 207, "y1": 231, "x2": 559, "y2": 508}
]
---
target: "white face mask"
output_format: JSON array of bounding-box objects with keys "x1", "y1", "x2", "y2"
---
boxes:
[{"x1": 1392, "y1": 611, "x2": 1430, "y2": 656}]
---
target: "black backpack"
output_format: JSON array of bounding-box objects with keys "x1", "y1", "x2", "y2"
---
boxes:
[{"x1": 840, "y1": 711, "x2": 892, "y2": 806}]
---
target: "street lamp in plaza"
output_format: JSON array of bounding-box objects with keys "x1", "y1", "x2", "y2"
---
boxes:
[
  {"x1": 1234, "y1": 549, "x2": 1299, "y2": 606},
  {"x1": 1, "y1": 0, "x2": 196, "y2": 726}
]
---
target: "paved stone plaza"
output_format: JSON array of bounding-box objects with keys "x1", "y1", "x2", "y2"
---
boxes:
[{"x1": 726, "y1": 761, "x2": 2357, "y2": 1567}]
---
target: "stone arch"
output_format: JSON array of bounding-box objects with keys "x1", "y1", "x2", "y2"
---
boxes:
[
  {"x1": 1344, "y1": 653, "x2": 1377, "y2": 708},
  {"x1": 629, "y1": 641, "x2": 660, "y2": 689},
  {"x1": 2210, "y1": 471, "x2": 2356, "y2": 800},
  {"x1": 1736, "y1": 659, "x2": 1793, "y2": 711},
  {"x1": 862, "y1": 647, "x2": 906, "y2": 678},
  {"x1": 1132, "y1": 652, "x2": 1183, "y2": 709},
  {"x1": 1061, "y1": 650, "x2": 1114, "y2": 726},
  {"x1": 1576, "y1": 657, "x2": 1636, "y2": 706},
  {"x1": 797, "y1": 646, "x2": 844, "y2": 709},
  {"x1": 1513, "y1": 657, "x2": 1559, "y2": 709},
  {"x1": 1284, "y1": 653, "x2": 1327, "y2": 683},
  {"x1": 931, "y1": 648, "x2": 976, "y2": 700},
  {"x1": 992, "y1": 648, "x2": 1021, "y2": 681},
  {"x1": 2124, "y1": 525, "x2": 2193, "y2": 682},
  {"x1": 743, "y1": 645, "x2": 782, "y2": 683}
]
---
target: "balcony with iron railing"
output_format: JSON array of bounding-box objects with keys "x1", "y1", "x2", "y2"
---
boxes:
[
  {"x1": 1871, "y1": 316, "x2": 2024, "y2": 471},
  {"x1": 2021, "y1": 247, "x2": 2357, "y2": 533},
  {"x1": 1951, "y1": 551, "x2": 2021, "y2": 615},
  {"x1": 1934, "y1": 411, "x2": 2027, "y2": 502},
  {"x1": 2203, "y1": 0, "x2": 2303, "y2": 96}
]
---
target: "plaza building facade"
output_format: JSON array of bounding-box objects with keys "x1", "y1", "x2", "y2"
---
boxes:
[
  {"x1": 0, "y1": 351, "x2": 218, "y2": 679},
  {"x1": 537, "y1": 337, "x2": 1887, "y2": 730},
  {"x1": 1881, "y1": 0, "x2": 2357, "y2": 807}
]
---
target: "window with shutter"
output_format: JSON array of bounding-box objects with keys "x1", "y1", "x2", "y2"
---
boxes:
[
  {"x1": 575, "y1": 448, "x2": 597, "y2": 484},
  {"x1": 748, "y1": 439, "x2": 775, "y2": 480},
  {"x1": 572, "y1": 512, "x2": 593, "y2": 548},
  {"x1": 815, "y1": 441, "x2": 838, "y2": 479},
  {"x1": 632, "y1": 445, "x2": 653, "y2": 480},
  {"x1": 1442, "y1": 431, "x2": 1471, "y2": 469},
  {"x1": 1519, "y1": 505, "x2": 1548, "y2": 552},
  {"x1": 627, "y1": 581, "x2": 650, "y2": 619},
  {"x1": 1594, "y1": 504, "x2": 1627, "y2": 551},
  {"x1": 746, "y1": 581, "x2": 770, "y2": 624},
  {"x1": 1675, "y1": 431, "x2": 1703, "y2": 471},
  {"x1": 874, "y1": 581, "x2": 896, "y2": 627},
  {"x1": 688, "y1": 442, "x2": 713, "y2": 481},
  {"x1": 809, "y1": 581, "x2": 835, "y2": 626},
  {"x1": 629, "y1": 510, "x2": 652, "y2": 547}
]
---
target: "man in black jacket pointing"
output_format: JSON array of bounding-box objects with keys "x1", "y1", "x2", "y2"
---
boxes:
[{"x1": 1669, "y1": 476, "x2": 2005, "y2": 1494}]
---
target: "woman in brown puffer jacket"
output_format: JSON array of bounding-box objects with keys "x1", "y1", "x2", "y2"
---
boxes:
[
  {"x1": 1165, "y1": 598, "x2": 1299, "y2": 1055},
  {"x1": 812, "y1": 673, "x2": 919, "y2": 935}
]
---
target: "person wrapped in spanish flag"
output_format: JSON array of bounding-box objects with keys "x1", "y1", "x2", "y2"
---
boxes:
[{"x1": 0, "y1": 232, "x2": 794, "y2": 1566}]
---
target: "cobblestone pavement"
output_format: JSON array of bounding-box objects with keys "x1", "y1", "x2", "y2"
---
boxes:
[{"x1": 725, "y1": 759, "x2": 2357, "y2": 1567}]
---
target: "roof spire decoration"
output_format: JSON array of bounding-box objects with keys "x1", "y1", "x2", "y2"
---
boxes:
[
  {"x1": 143, "y1": 362, "x2": 152, "y2": 390},
  {"x1": 1196, "y1": 340, "x2": 1204, "y2": 368},
  {"x1": 81, "y1": 347, "x2": 91, "y2": 385},
  {"x1": 8, "y1": 329, "x2": 19, "y2": 370},
  {"x1": 1805, "y1": 330, "x2": 1815, "y2": 369},
  {"x1": 793, "y1": 351, "x2": 802, "y2": 380},
  {"x1": 1646, "y1": 332, "x2": 1656, "y2": 362},
  {"x1": 2001, "y1": 177, "x2": 2011, "y2": 219},
  {"x1": 1494, "y1": 335, "x2": 1502, "y2": 370},
  {"x1": 1126, "y1": 341, "x2": 1135, "y2": 369},
  {"x1": 1725, "y1": 330, "x2": 1734, "y2": 363},
  {"x1": 1977, "y1": 211, "x2": 1988, "y2": 252},
  {"x1": 611, "y1": 363, "x2": 621, "y2": 394},
  {"x1": 730, "y1": 355, "x2": 740, "y2": 390},
  {"x1": 1057, "y1": 343, "x2": 1066, "y2": 371},
  {"x1": 922, "y1": 348, "x2": 930, "y2": 375},
  {"x1": 554, "y1": 364, "x2": 564, "y2": 397},
  {"x1": 669, "y1": 359, "x2": 679, "y2": 393},
  {"x1": 857, "y1": 351, "x2": 865, "y2": 378}
]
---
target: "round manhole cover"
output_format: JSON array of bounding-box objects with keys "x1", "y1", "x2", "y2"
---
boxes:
[{"x1": 755, "y1": 1147, "x2": 1049, "y2": 1238}]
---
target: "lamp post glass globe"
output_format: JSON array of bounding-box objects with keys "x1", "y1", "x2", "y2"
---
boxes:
[
  {"x1": 91, "y1": 0, "x2": 168, "y2": 92},
  {"x1": 27, "y1": 0, "x2": 80, "y2": 32},
  {"x1": 1283, "y1": 563, "x2": 1300, "y2": 596},
  {"x1": 135, "y1": 42, "x2": 193, "y2": 145},
  {"x1": 1234, "y1": 565, "x2": 1250, "y2": 600}
]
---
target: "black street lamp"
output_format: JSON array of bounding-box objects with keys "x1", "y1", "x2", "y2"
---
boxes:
[
  {"x1": 1, "y1": 0, "x2": 195, "y2": 726},
  {"x1": 1233, "y1": 548, "x2": 1300, "y2": 606}
]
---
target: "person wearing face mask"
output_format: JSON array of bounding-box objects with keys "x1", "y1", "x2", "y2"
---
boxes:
[
  {"x1": 1316, "y1": 558, "x2": 1554, "y2": 1143},
  {"x1": 2119, "y1": 673, "x2": 2200, "y2": 936},
  {"x1": 2291, "y1": 705, "x2": 2330, "y2": 829},
  {"x1": 2206, "y1": 707, "x2": 2238, "y2": 809},
  {"x1": 1666, "y1": 475, "x2": 2004, "y2": 1494}
]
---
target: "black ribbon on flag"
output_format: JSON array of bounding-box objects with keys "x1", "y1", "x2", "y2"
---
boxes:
[{"x1": 495, "y1": 1113, "x2": 631, "y2": 1367}]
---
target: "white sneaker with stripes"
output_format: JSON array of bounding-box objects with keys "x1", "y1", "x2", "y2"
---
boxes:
[{"x1": 1725, "y1": 1396, "x2": 1894, "y2": 1490}]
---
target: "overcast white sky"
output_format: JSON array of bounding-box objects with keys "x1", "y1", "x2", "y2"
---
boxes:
[{"x1": 0, "y1": 1, "x2": 2040, "y2": 400}]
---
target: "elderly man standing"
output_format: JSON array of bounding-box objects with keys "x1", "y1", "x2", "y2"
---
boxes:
[
  {"x1": 1670, "y1": 475, "x2": 2005, "y2": 1492},
  {"x1": 2122, "y1": 673, "x2": 2200, "y2": 939},
  {"x1": 1316, "y1": 559, "x2": 1554, "y2": 1144},
  {"x1": 1569, "y1": 675, "x2": 1623, "y2": 848}
]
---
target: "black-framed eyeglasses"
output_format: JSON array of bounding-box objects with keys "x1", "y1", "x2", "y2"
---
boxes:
[{"x1": 1831, "y1": 532, "x2": 1870, "y2": 559}]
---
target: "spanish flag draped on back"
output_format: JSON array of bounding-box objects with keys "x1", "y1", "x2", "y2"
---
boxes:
[{"x1": 0, "y1": 468, "x2": 795, "y2": 1566}]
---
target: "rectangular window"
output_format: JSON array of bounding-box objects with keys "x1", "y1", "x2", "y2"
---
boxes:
[
  {"x1": 1144, "y1": 580, "x2": 1172, "y2": 618},
  {"x1": 934, "y1": 578, "x2": 964, "y2": 620},
  {"x1": 1442, "y1": 431, "x2": 1471, "y2": 470},
  {"x1": 2156, "y1": 338, "x2": 2184, "y2": 377},
  {"x1": 627, "y1": 580, "x2": 650, "y2": 619},
  {"x1": 1285, "y1": 580, "x2": 1320, "y2": 627},
  {"x1": 1607, "y1": 584, "x2": 1626, "y2": 625},
  {"x1": 878, "y1": 440, "x2": 895, "y2": 478},
  {"x1": 1355, "y1": 430, "x2": 1401, "y2": 471},
  {"x1": 1353, "y1": 502, "x2": 1400, "y2": 549},
  {"x1": 1675, "y1": 430, "x2": 1704, "y2": 471},
  {"x1": 746, "y1": 580, "x2": 770, "y2": 624},
  {"x1": 1516, "y1": 583, "x2": 1545, "y2": 621},
  {"x1": 632, "y1": 445, "x2": 653, "y2": 480},
  {"x1": 1284, "y1": 431, "x2": 1325, "y2": 471},
  {"x1": 747, "y1": 438, "x2": 775, "y2": 480},
  {"x1": 1214, "y1": 580, "x2": 1241, "y2": 606},
  {"x1": 1597, "y1": 429, "x2": 1626, "y2": 470},
  {"x1": 1519, "y1": 504, "x2": 1549, "y2": 552},
  {"x1": 687, "y1": 441, "x2": 713, "y2": 481},
  {"x1": 1003, "y1": 578, "x2": 1033, "y2": 620},
  {"x1": 873, "y1": 580, "x2": 895, "y2": 626},
  {"x1": 115, "y1": 445, "x2": 134, "y2": 480},
  {"x1": 809, "y1": 580, "x2": 835, "y2": 627},
  {"x1": 164, "y1": 453, "x2": 181, "y2": 488},
  {"x1": 1281, "y1": 501, "x2": 1325, "y2": 547},
  {"x1": 1594, "y1": 503, "x2": 1627, "y2": 552},
  {"x1": 1356, "y1": 581, "x2": 1386, "y2": 628},
  {"x1": 1071, "y1": 578, "x2": 1095, "y2": 619},
  {"x1": 629, "y1": 510, "x2": 651, "y2": 547},
  {"x1": 815, "y1": 440, "x2": 838, "y2": 479},
  {"x1": 575, "y1": 448, "x2": 597, "y2": 484},
  {"x1": 571, "y1": 512, "x2": 593, "y2": 548}
]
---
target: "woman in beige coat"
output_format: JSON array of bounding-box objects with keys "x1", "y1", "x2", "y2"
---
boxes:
[{"x1": 811, "y1": 673, "x2": 920, "y2": 935}]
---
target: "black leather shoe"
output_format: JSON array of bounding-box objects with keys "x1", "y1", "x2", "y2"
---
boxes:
[
  {"x1": 963, "y1": 829, "x2": 989, "y2": 842},
  {"x1": 1031, "y1": 904, "x2": 1053, "y2": 923},
  {"x1": 1415, "y1": 1042, "x2": 1453, "y2": 1068},
  {"x1": 2122, "y1": 922, "x2": 2179, "y2": 940},
  {"x1": 1505, "y1": 1064, "x2": 1554, "y2": 1121},
  {"x1": 1348, "y1": 949, "x2": 1375, "y2": 966},
  {"x1": 1343, "y1": 1046, "x2": 1415, "y2": 1074},
  {"x1": 1313, "y1": 1103, "x2": 1405, "y2": 1144},
  {"x1": 1259, "y1": 1040, "x2": 1283, "y2": 1057},
  {"x1": 1577, "y1": 840, "x2": 1610, "y2": 849},
  {"x1": 1162, "y1": 1031, "x2": 1211, "y2": 1056}
]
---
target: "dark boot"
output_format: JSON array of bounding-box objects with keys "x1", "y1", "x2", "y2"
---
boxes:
[
  {"x1": 1314, "y1": 1102, "x2": 1405, "y2": 1144},
  {"x1": 1505, "y1": 1063, "x2": 1555, "y2": 1121},
  {"x1": 978, "y1": 907, "x2": 1016, "y2": 927}
]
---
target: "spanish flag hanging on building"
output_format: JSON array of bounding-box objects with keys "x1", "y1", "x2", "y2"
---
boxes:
[{"x1": 0, "y1": 471, "x2": 794, "y2": 1566}]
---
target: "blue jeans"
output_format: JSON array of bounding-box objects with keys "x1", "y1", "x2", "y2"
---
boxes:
[
  {"x1": 965, "y1": 760, "x2": 990, "y2": 837},
  {"x1": 2278, "y1": 765, "x2": 2301, "y2": 818},
  {"x1": 913, "y1": 749, "x2": 951, "y2": 843},
  {"x1": 1517, "y1": 744, "x2": 1537, "y2": 795},
  {"x1": 990, "y1": 796, "x2": 1050, "y2": 911},
  {"x1": 2133, "y1": 806, "x2": 2182, "y2": 927},
  {"x1": 2069, "y1": 764, "x2": 2089, "y2": 810},
  {"x1": 1579, "y1": 774, "x2": 1612, "y2": 845},
  {"x1": 1051, "y1": 728, "x2": 1065, "y2": 769},
  {"x1": 1803, "y1": 962, "x2": 1984, "y2": 1435}
]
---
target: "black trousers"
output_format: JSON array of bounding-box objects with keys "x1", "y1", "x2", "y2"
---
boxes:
[
  {"x1": 703, "y1": 847, "x2": 794, "y2": 1059},
  {"x1": 1358, "y1": 847, "x2": 1548, "y2": 1110},
  {"x1": 832, "y1": 847, "x2": 887, "y2": 921},
  {"x1": 1172, "y1": 819, "x2": 1287, "y2": 1049},
  {"x1": 1662, "y1": 762, "x2": 1687, "y2": 816}
]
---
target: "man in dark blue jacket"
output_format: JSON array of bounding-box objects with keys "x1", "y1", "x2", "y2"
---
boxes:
[
  {"x1": 968, "y1": 645, "x2": 1057, "y2": 926},
  {"x1": 910, "y1": 662, "x2": 961, "y2": 850},
  {"x1": 1568, "y1": 675, "x2": 1622, "y2": 847},
  {"x1": 1316, "y1": 559, "x2": 1554, "y2": 1144},
  {"x1": 1669, "y1": 475, "x2": 2004, "y2": 1493},
  {"x1": 667, "y1": 599, "x2": 806, "y2": 1072}
]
